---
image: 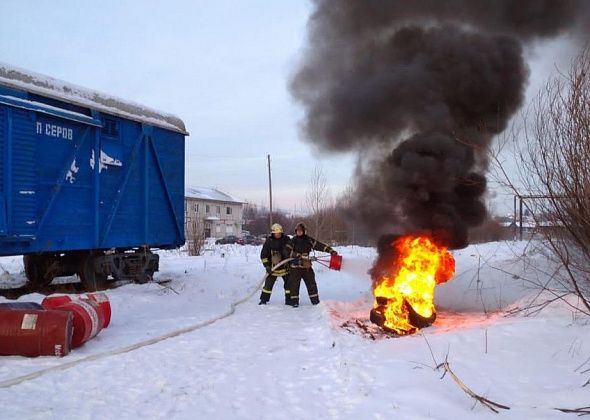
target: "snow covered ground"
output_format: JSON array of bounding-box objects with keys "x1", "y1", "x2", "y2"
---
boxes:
[{"x1": 0, "y1": 241, "x2": 588, "y2": 419}]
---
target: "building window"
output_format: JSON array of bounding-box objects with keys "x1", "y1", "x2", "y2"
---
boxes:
[
  {"x1": 226, "y1": 207, "x2": 232, "y2": 215},
  {"x1": 226, "y1": 225, "x2": 233, "y2": 233},
  {"x1": 206, "y1": 205, "x2": 210, "y2": 213},
  {"x1": 195, "y1": 203, "x2": 199, "y2": 214},
  {"x1": 216, "y1": 206, "x2": 221, "y2": 214}
]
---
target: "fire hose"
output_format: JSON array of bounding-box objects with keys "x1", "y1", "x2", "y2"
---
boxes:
[{"x1": 0, "y1": 258, "x2": 295, "y2": 389}]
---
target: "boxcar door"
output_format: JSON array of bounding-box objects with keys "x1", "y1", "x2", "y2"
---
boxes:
[
  {"x1": 0, "y1": 106, "x2": 37, "y2": 240},
  {"x1": 0, "y1": 106, "x2": 6, "y2": 235},
  {"x1": 10, "y1": 108, "x2": 37, "y2": 239}
]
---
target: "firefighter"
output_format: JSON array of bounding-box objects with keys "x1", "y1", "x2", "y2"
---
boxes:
[
  {"x1": 259, "y1": 223, "x2": 291, "y2": 305},
  {"x1": 286, "y1": 222, "x2": 338, "y2": 307}
]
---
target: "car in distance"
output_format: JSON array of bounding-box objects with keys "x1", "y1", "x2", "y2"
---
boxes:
[
  {"x1": 237, "y1": 235, "x2": 262, "y2": 245},
  {"x1": 215, "y1": 235, "x2": 239, "y2": 245}
]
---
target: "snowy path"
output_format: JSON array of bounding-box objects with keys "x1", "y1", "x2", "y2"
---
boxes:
[
  {"x1": 4, "y1": 304, "x2": 349, "y2": 419},
  {"x1": 0, "y1": 243, "x2": 589, "y2": 419}
]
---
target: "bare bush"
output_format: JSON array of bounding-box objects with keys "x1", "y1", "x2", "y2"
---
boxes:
[
  {"x1": 187, "y1": 218, "x2": 205, "y2": 256},
  {"x1": 494, "y1": 46, "x2": 590, "y2": 313},
  {"x1": 303, "y1": 183, "x2": 372, "y2": 246},
  {"x1": 305, "y1": 164, "x2": 331, "y2": 237}
]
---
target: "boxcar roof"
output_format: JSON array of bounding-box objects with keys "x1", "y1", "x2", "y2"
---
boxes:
[{"x1": 0, "y1": 62, "x2": 187, "y2": 135}]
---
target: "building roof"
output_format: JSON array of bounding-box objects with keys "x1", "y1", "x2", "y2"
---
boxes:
[
  {"x1": 0, "y1": 62, "x2": 187, "y2": 135},
  {"x1": 185, "y1": 187, "x2": 245, "y2": 204}
]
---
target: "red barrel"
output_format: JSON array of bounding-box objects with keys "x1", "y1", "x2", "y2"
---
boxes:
[
  {"x1": 55, "y1": 299, "x2": 104, "y2": 348},
  {"x1": 86, "y1": 293, "x2": 111, "y2": 328},
  {"x1": 0, "y1": 309, "x2": 73, "y2": 357},
  {"x1": 42, "y1": 292, "x2": 111, "y2": 328},
  {"x1": 329, "y1": 254, "x2": 342, "y2": 271},
  {"x1": 41, "y1": 295, "x2": 71, "y2": 312}
]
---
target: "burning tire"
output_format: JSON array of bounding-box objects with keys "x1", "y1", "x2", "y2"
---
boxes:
[
  {"x1": 404, "y1": 299, "x2": 436, "y2": 329},
  {"x1": 370, "y1": 299, "x2": 437, "y2": 335},
  {"x1": 370, "y1": 235, "x2": 453, "y2": 335}
]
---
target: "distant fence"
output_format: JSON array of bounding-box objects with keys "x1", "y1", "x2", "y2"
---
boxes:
[{"x1": 513, "y1": 194, "x2": 567, "y2": 241}]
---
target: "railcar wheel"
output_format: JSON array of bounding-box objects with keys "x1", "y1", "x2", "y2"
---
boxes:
[
  {"x1": 23, "y1": 254, "x2": 52, "y2": 289},
  {"x1": 136, "y1": 268, "x2": 155, "y2": 284},
  {"x1": 79, "y1": 255, "x2": 108, "y2": 292}
]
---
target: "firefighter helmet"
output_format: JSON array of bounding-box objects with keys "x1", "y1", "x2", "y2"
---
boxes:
[
  {"x1": 271, "y1": 223, "x2": 283, "y2": 234},
  {"x1": 295, "y1": 222, "x2": 306, "y2": 233}
]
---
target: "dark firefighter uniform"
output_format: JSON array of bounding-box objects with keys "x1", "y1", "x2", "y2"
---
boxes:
[
  {"x1": 286, "y1": 223, "x2": 336, "y2": 307},
  {"x1": 259, "y1": 225, "x2": 291, "y2": 304}
]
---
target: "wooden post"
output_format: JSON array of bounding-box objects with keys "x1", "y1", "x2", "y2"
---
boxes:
[
  {"x1": 267, "y1": 154, "x2": 273, "y2": 228},
  {"x1": 519, "y1": 196, "x2": 523, "y2": 241},
  {"x1": 513, "y1": 195, "x2": 517, "y2": 240}
]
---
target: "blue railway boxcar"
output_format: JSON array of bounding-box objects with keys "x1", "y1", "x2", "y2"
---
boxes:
[{"x1": 0, "y1": 63, "x2": 187, "y2": 290}]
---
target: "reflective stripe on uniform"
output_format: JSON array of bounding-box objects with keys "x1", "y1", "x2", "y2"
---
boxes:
[
  {"x1": 285, "y1": 290, "x2": 290, "y2": 294},
  {"x1": 262, "y1": 289, "x2": 272, "y2": 294},
  {"x1": 273, "y1": 270, "x2": 288, "y2": 276},
  {"x1": 291, "y1": 295, "x2": 299, "y2": 299},
  {"x1": 309, "y1": 294, "x2": 318, "y2": 298},
  {"x1": 261, "y1": 258, "x2": 269, "y2": 263}
]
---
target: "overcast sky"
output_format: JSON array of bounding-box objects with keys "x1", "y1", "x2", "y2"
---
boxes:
[{"x1": 0, "y1": 1, "x2": 583, "y2": 215}]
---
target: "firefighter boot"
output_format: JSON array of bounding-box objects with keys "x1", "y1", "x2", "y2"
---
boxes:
[
  {"x1": 302, "y1": 269, "x2": 320, "y2": 305},
  {"x1": 288, "y1": 270, "x2": 302, "y2": 307},
  {"x1": 283, "y1": 276, "x2": 290, "y2": 305},
  {"x1": 259, "y1": 275, "x2": 277, "y2": 305},
  {"x1": 259, "y1": 289, "x2": 271, "y2": 305}
]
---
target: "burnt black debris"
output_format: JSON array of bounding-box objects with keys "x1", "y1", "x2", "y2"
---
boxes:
[{"x1": 291, "y1": 0, "x2": 589, "y2": 249}]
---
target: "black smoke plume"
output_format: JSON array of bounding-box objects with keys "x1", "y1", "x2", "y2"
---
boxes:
[{"x1": 291, "y1": 0, "x2": 589, "y2": 249}]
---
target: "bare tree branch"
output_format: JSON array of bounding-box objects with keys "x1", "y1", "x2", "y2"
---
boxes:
[
  {"x1": 490, "y1": 45, "x2": 590, "y2": 314},
  {"x1": 554, "y1": 406, "x2": 590, "y2": 416},
  {"x1": 436, "y1": 357, "x2": 510, "y2": 414},
  {"x1": 305, "y1": 164, "x2": 331, "y2": 237}
]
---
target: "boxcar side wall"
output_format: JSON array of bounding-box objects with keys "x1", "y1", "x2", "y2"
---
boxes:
[{"x1": 0, "y1": 86, "x2": 185, "y2": 257}]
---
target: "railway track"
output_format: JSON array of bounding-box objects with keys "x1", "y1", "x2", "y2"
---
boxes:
[
  {"x1": 0, "y1": 282, "x2": 83, "y2": 299},
  {"x1": 0, "y1": 278, "x2": 171, "y2": 298}
]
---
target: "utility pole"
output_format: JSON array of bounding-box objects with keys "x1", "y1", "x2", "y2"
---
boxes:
[{"x1": 267, "y1": 154, "x2": 273, "y2": 227}]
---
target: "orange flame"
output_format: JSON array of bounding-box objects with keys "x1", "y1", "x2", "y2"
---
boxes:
[{"x1": 373, "y1": 235, "x2": 455, "y2": 335}]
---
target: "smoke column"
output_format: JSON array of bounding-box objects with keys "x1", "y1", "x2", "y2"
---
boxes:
[{"x1": 291, "y1": 0, "x2": 589, "y2": 249}]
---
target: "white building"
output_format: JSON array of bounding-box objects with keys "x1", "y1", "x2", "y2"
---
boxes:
[{"x1": 185, "y1": 187, "x2": 245, "y2": 238}]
